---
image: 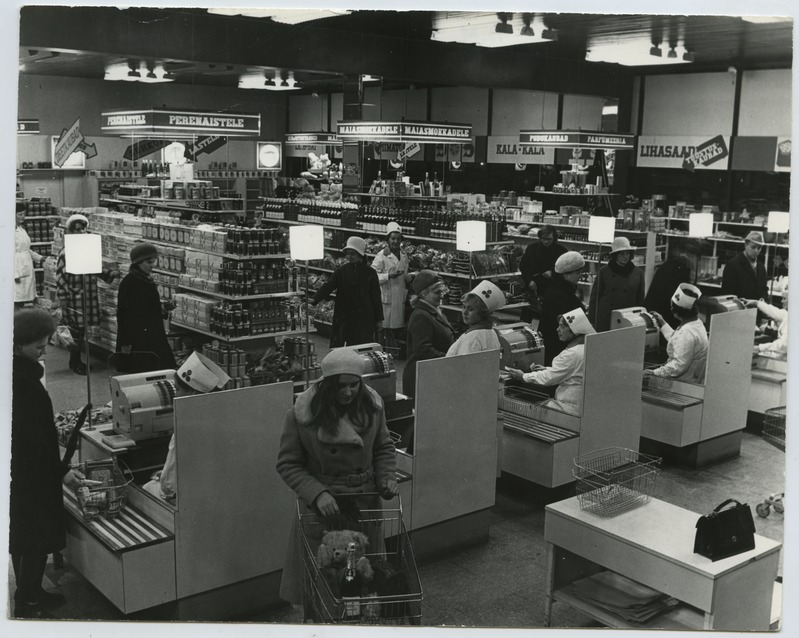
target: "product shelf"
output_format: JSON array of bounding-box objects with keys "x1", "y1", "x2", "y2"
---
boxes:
[
  {"x1": 177, "y1": 284, "x2": 298, "y2": 301},
  {"x1": 171, "y1": 321, "x2": 313, "y2": 342}
]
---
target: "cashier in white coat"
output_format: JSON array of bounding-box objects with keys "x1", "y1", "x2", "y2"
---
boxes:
[
  {"x1": 143, "y1": 352, "x2": 230, "y2": 502},
  {"x1": 371, "y1": 221, "x2": 413, "y2": 342},
  {"x1": 646, "y1": 283, "x2": 708, "y2": 382},
  {"x1": 446, "y1": 280, "x2": 504, "y2": 356},
  {"x1": 504, "y1": 307, "x2": 596, "y2": 416},
  {"x1": 742, "y1": 280, "x2": 789, "y2": 355}
]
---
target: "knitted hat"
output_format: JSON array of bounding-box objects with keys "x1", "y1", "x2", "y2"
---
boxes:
[
  {"x1": 321, "y1": 347, "x2": 365, "y2": 378},
  {"x1": 16, "y1": 201, "x2": 26, "y2": 214},
  {"x1": 671, "y1": 283, "x2": 702, "y2": 310},
  {"x1": 177, "y1": 351, "x2": 231, "y2": 393},
  {"x1": 609, "y1": 236, "x2": 633, "y2": 254},
  {"x1": 560, "y1": 307, "x2": 596, "y2": 336},
  {"x1": 66, "y1": 213, "x2": 89, "y2": 232},
  {"x1": 555, "y1": 251, "x2": 586, "y2": 274},
  {"x1": 130, "y1": 242, "x2": 159, "y2": 265},
  {"x1": 464, "y1": 280, "x2": 506, "y2": 313},
  {"x1": 412, "y1": 269, "x2": 443, "y2": 295},
  {"x1": 14, "y1": 308, "x2": 56, "y2": 346},
  {"x1": 385, "y1": 221, "x2": 402, "y2": 237},
  {"x1": 744, "y1": 231, "x2": 765, "y2": 246},
  {"x1": 344, "y1": 236, "x2": 367, "y2": 256}
]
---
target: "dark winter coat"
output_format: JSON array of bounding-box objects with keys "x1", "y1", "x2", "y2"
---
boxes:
[
  {"x1": 314, "y1": 261, "x2": 383, "y2": 347},
  {"x1": 539, "y1": 275, "x2": 584, "y2": 365},
  {"x1": 644, "y1": 256, "x2": 692, "y2": 329},
  {"x1": 10, "y1": 355, "x2": 68, "y2": 555},
  {"x1": 721, "y1": 252, "x2": 768, "y2": 301},
  {"x1": 402, "y1": 300, "x2": 455, "y2": 397},
  {"x1": 588, "y1": 259, "x2": 646, "y2": 332},
  {"x1": 519, "y1": 240, "x2": 568, "y2": 298},
  {"x1": 116, "y1": 267, "x2": 177, "y2": 372}
]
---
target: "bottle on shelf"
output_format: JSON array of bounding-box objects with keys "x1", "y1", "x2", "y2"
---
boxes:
[
  {"x1": 340, "y1": 542, "x2": 362, "y2": 620},
  {"x1": 423, "y1": 172, "x2": 431, "y2": 197}
]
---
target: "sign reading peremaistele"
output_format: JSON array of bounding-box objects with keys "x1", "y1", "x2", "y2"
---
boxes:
[
  {"x1": 101, "y1": 109, "x2": 261, "y2": 137},
  {"x1": 336, "y1": 121, "x2": 472, "y2": 144},
  {"x1": 519, "y1": 130, "x2": 635, "y2": 150}
]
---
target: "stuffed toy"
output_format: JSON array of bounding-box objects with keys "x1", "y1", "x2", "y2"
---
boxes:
[{"x1": 317, "y1": 529, "x2": 375, "y2": 598}]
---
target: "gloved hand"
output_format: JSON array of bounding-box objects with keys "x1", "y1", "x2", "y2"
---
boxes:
[{"x1": 380, "y1": 478, "x2": 399, "y2": 500}]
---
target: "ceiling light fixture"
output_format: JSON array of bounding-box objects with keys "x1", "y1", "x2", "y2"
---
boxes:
[
  {"x1": 649, "y1": 45, "x2": 662, "y2": 57},
  {"x1": 207, "y1": 8, "x2": 351, "y2": 25},
  {"x1": 667, "y1": 47, "x2": 678, "y2": 59},
  {"x1": 586, "y1": 39, "x2": 694, "y2": 66},
  {"x1": 431, "y1": 11, "x2": 557, "y2": 48},
  {"x1": 104, "y1": 61, "x2": 173, "y2": 83},
  {"x1": 740, "y1": 16, "x2": 792, "y2": 24},
  {"x1": 495, "y1": 12, "x2": 513, "y2": 34},
  {"x1": 520, "y1": 13, "x2": 534, "y2": 36}
]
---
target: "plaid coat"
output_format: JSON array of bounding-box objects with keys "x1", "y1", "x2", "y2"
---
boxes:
[{"x1": 55, "y1": 250, "x2": 115, "y2": 330}]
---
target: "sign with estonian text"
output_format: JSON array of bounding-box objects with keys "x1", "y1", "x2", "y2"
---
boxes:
[
  {"x1": 398, "y1": 142, "x2": 421, "y2": 161},
  {"x1": 285, "y1": 132, "x2": 337, "y2": 144},
  {"x1": 185, "y1": 136, "x2": 227, "y2": 160},
  {"x1": 487, "y1": 135, "x2": 555, "y2": 164},
  {"x1": 519, "y1": 130, "x2": 635, "y2": 150},
  {"x1": 17, "y1": 119, "x2": 39, "y2": 134},
  {"x1": 286, "y1": 143, "x2": 343, "y2": 159},
  {"x1": 101, "y1": 109, "x2": 261, "y2": 138},
  {"x1": 53, "y1": 118, "x2": 85, "y2": 168},
  {"x1": 637, "y1": 135, "x2": 730, "y2": 171},
  {"x1": 336, "y1": 120, "x2": 472, "y2": 144}
]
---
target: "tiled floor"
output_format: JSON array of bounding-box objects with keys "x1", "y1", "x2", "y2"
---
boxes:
[{"x1": 7, "y1": 338, "x2": 787, "y2": 629}]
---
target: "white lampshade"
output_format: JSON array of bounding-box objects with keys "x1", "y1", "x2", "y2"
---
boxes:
[
  {"x1": 289, "y1": 225, "x2": 324, "y2": 261},
  {"x1": 767, "y1": 211, "x2": 790, "y2": 234},
  {"x1": 588, "y1": 216, "x2": 615, "y2": 244},
  {"x1": 456, "y1": 220, "x2": 487, "y2": 251},
  {"x1": 688, "y1": 212, "x2": 714, "y2": 238},
  {"x1": 64, "y1": 233, "x2": 103, "y2": 274}
]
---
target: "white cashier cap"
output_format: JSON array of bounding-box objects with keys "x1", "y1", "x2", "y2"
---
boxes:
[
  {"x1": 177, "y1": 351, "x2": 231, "y2": 393},
  {"x1": 671, "y1": 283, "x2": 702, "y2": 310},
  {"x1": 561, "y1": 307, "x2": 596, "y2": 336},
  {"x1": 464, "y1": 280, "x2": 506, "y2": 313}
]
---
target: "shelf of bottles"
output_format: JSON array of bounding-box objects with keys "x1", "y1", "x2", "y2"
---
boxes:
[{"x1": 20, "y1": 198, "x2": 58, "y2": 296}]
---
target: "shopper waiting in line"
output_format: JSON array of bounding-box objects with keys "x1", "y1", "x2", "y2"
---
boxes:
[
  {"x1": 371, "y1": 221, "x2": 412, "y2": 348},
  {"x1": 446, "y1": 280, "x2": 505, "y2": 356},
  {"x1": 115, "y1": 242, "x2": 177, "y2": 373},
  {"x1": 55, "y1": 214, "x2": 120, "y2": 374},
  {"x1": 275, "y1": 347, "x2": 399, "y2": 605},
  {"x1": 14, "y1": 201, "x2": 45, "y2": 310},
  {"x1": 646, "y1": 283, "x2": 709, "y2": 382},
  {"x1": 588, "y1": 236, "x2": 645, "y2": 332},
  {"x1": 10, "y1": 309, "x2": 89, "y2": 618},
  {"x1": 695, "y1": 295, "x2": 728, "y2": 330},
  {"x1": 504, "y1": 306, "x2": 596, "y2": 416},
  {"x1": 311, "y1": 236, "x2": 383, "y2": 347},
  {"x1": 742, "y1": 281, "x2": 789, "y2": 356},
  {"x1": 644, "y1": 249, "x2": 695, "y2": 329},
  {"x1": 721, "y1": 231, "x2": 768, "y2": 301},
  {"x1": 539, "y1": 251, "x2": 586, "y2": 365},
  {"x1": 518, "y1": 225, "x2": 567, "y2": 321},
  {"x1": 402, "y1": 270, "x2": 455, "y2": 398}
]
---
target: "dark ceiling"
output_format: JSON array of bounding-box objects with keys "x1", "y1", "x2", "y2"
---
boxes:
[{"x1": 18, "y1": 8, "x2": 793, "y2": 95}]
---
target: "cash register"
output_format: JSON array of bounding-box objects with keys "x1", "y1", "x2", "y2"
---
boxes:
[
  {"x1": 495, "y1": 322, "x2": 546, "y2": 371},
  {"x1": 110, "y1": 369, "x2": 178, "y2": 441},
  {"x1": 711, "y1": 295, "x2": 746, "y2": 312},
  {"x1": 610, "y1": 307, "x2": 661, "y2": 353}
]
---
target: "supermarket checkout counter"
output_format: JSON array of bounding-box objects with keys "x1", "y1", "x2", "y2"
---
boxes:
[
  {"x1": 63, "y1": 379, "x2": 295, "y2": 619},
  {"x1": 639, "y1": 308, "x2": 756, "y2": 467},
  {"x1": 749, "y1": 351, "x2": 787, "y2": 418}
]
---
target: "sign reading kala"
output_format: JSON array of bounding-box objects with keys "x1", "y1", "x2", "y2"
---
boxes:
[
  {"x1": 488, "y1": 135, "x2": 554, "y2": 164},
  {"x1": 101, "y1": 109, "x2": 261, "y2": 137},
  {"x1": 519, "y1": 130, "x2": 635, "y2": 150},
  {"x1": 637, "y1": 135, "x2": 730, "y2": 171},
  {"x1": 337, "y1": 120, "x2": 472, "y2": 144}
]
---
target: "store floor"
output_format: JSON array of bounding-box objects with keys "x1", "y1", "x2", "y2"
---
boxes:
[{"x1": 8, "y1": 337, "x2": 786, "y2": 627}]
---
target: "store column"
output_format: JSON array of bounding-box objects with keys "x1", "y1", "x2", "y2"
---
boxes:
[{"x1": 342, "y1": 74, "x2": 365, "y2": 192}]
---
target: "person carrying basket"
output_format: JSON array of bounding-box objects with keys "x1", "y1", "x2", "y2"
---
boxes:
[{"x1": 276, "y1": 347, "x2": 399, "y2": 606}]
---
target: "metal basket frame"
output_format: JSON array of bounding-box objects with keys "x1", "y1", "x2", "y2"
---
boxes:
[
  {"x1": 74, "y1": 458, "x2": 133, "y2": 521},
  {"x1": 762, "y1": 406, "x2": 786, "y2": 452},
  {"x1": 298, "y1": 494, "x2": 422, "y2": 625},
  {"x1": 573, "y1": 447, "x2": 662, "y2": 517}
]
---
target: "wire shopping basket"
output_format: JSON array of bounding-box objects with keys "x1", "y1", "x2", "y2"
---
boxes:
[
  {"x1": 573, "y1": 448, "x2": 662, "y2": 517},
  {"x1": 73, "y1": 458, "x2": 132, "y2": 521},
  {"x1": 298, "y1": 494, "x2": 422, "y2": 625},
  {"x1": 762, "y1": 406, "x2": 786, "y2": 452}
]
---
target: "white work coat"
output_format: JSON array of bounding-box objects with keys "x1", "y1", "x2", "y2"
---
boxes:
[
  {"x1": 446, "y1": 328, "x2": 501, "y2": 356},
  {"x1": 371, "y1": 248, "x2": 410, "y2": 329},
  {"x1": 653, "y1": 319, "x2": 708, "y2": 382},
  {"x1": 522, "y1": 340, "x2": 586, "y2": 416},
  {"x1": 15, "y1": 225, "x2": 42, "y2": 303},
  {"x1": 756, "y1": 300, "x2": 788, "y2": 355}
]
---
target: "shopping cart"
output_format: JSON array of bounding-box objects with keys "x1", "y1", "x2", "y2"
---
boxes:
[
  {"x1": 573, "y1": 447, "x2": 662, "y2": 517},
  {"x1": 298, "y1": 494, "x2": 422, "y2": 625},
  {"x1": 757, "y1": 406, "x2": 786, "y2": 518}
]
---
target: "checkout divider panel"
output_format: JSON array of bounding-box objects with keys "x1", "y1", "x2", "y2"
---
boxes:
[
  {"x1": 581, "y1": 326, "x2": 645, "y2": 455},
  {"x1": 702, "y1": 309, "x2": 757, "y2": 440},
  {"x1": 412, "y1": 350, "x2": 500, "y2": 530},
  {"x1": 173, "y1": 382, "x2": 295, "y2": 599}
]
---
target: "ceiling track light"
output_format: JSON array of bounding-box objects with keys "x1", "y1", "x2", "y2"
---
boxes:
[
  {"x1": 520, "y1": 12, "x2": 534, "y2": 36},
  {"x1": 649, "y1": 45, "x2": 662, "y2": 57},
  {"x1": 682, "y1": 51, "x2": 695, "y2": 62},
  {"x1": 667, "y1": 47, "x2": 678, "y2": 59},
  {"x1": 496, "y1": 12, "x2": 513, "y2": 34}
]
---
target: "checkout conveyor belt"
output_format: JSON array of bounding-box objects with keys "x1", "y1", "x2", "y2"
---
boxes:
[
  {"x1": 641, "y1": 387, "x2": 704, "y2": 409},
  {"x1": 499, "y1": 411, "x2": 578, "y2": 442}
]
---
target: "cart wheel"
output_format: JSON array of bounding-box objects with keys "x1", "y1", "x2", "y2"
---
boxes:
[
  {"x1": 773, "y1": 500, "x2": 785, "y2": 514},
  {"x1": 756, "y1": 503, "x2": 771, "y2": 518}
]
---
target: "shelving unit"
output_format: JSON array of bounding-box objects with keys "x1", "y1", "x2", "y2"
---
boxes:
[{"x1": 19, "y1": 199, "x2": 58, "y2": 297}]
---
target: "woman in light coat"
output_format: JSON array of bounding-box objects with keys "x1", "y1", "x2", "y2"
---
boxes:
[
  {"x1": 14, "y1": 201, "x2": 44, "y2": 308},
  {"x1": 505, "y1": 307, "x2": 596, "y2": 416},
  {"x1": 371, "y1": 221, "x2": 412, "y2": 342},
  {"x1": 276, "y1": 348, "x2": 398, "y2": 605}
]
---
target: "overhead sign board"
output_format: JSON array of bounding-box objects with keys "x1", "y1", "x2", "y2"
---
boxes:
[
  {"x1": 285, "y1": 132, "x2": 338, "y2": 144},
  {"x1": 519, "y1": 130, "x2": 635, "y2": 150},
  {"x1": 336, "y1": 120, "x2": 472, "y2": 144},
  {"x1": 17, "y1": 119, "x2": 39, "y2": 134},
  {"x1": 101, "y1": 109, "x2": 261, "y2": 138},
  {"x1": 487, "y1": 135, "x2": 555, "y2": 164},
  {"x1": 637, "y1": 135, "x2": 730, "y2": 171}
]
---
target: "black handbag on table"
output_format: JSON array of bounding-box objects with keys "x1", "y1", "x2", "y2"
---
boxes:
[{"x1": 694, "y1": 499, "x2": 756, "y2": 561}]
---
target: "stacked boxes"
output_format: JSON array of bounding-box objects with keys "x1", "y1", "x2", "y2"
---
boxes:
[{"x1": 173, "y1": 293, "x2": 219, "y2": 332}]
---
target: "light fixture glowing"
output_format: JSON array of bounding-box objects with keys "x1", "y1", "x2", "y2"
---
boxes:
[
  {"x1": 431, "y1": 11, "x2": 557, "y2": 48},
  {"x1": 104, "y1": 61, "x2": 173, "y2": 83},
  {"x1": 667, "y1": 47, "x2": 678, "y2": 59},
  {"x1": 586, "y1": 40, "x2": 694, "y2": 66},
  {"x1": 741, "y1": 16, "x2": 792, "y2": 24},
  {"x1": 649, "y1": 45, "x2": 662, "y2": 57},
  {"x1": 495, "y1": 12, "x2": 513, "y2": 34},
  {"x1": 207, "y1": 8, "x2": 351, "y2": 24}
]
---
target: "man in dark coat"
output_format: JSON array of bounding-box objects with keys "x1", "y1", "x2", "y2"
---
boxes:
[
  {"x1": 519, "y1": 225, "x2": 567, "y2": 321},
  {"x1": 645, "y1": 253, "x2": 693, "y2": 329},
  {"x1": 116, "y1": 242, "x2": 177, "y2": 372},
  {"x1": 721, "y1": 231, "x2": 769, "y2": 301},
  {"x1": 539, "y1": 251, "x2": 586, "y2": 365},
  {"x1": 11, "y1": 309, "x2": 85, "y2": 618},
  {"x1": 312, "y1": 236, "x2": 383, "y2": 347}
]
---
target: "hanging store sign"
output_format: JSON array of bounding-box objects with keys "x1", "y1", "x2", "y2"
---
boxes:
[
  {"x1": 398, "y1": 142, "x2": 422, "y2": 161},
  {"x1": 371, "y1": 142, "x2": 425, "y2": 162},
  {"x1": 17, "y1": 119, "x2": 39, "y2": 134},
  {"x1": 519, "y1": 130, "x2": 635, "y2": 150},
  {"x1": 434, "y1": 142, "x2": 477, "y2": 163},
  {"x1": 286, "y1": 143, "x2": 342, "y2": 159},
  {"x1": 637, "y1": 135, "x2": 730, "y2": 171},
  {"x1": 185, "y1": 135, "x2": 228, "y2": 160},
  {"x1": 123, "y1": 139, "x2": 170, "y2": 161},
  {"x1": 285, "y1": 132, "x2": 338, "y2": 144},
  {"x1": 53, "y1": 118, "x2": 96, "y2": 167},
  {"x1": 487, "y1": 135, "x2": 555, "y2": 164},
  {"x1": 101, "y1": 109, "x2": 261, "y2": 138},
  {"x1": 336, "y1": 120, "x2": 472, "y2": 144}
]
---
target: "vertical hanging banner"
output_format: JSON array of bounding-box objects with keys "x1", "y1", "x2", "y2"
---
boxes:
[{"x1": 53, "y1": 117, "x2": 97, "y2": 167}]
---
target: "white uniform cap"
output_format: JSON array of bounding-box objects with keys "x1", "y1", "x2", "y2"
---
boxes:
[
  {"x1": 465, "y1": 280, "x2": 506, "y2": 313},
  {"x1": 671, "y1": 283, "x2": 702, "y2": 310},
  {"x1": 177, "y1": 351, "x2": 231, "y2": 393}
]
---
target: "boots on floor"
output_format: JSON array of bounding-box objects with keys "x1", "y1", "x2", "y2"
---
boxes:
[{"x1": 68, "y1": 350, "x2": 87, "y2": 375}]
